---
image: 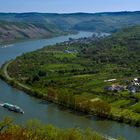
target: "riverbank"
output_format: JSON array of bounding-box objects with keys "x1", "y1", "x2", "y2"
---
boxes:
[
  {"x1": 0, "y1": 31, "x2": 139, "y2": 140},
  {"x1": 0, "y1": 61, "x2": 119, "y2": 140},
  {"x1": 0, "y1": 19, "x2": 76, "y2": 45},
  {"x1": 1, "y1": 59, "x2": 140, "y2": 128},
  {"x1": 0, "y1": 30, "x2": 75, "y2": 47},
  {"x1": 0, "y1": 117, "x2": 118, "y2": 140}
]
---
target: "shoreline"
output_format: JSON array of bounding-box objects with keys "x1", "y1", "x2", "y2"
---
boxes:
[
  {"x1": 0, "y1": 61, "x2": 118, "y2": 140},
  {"x1": 0, "y1": 60, "x2": 140, "y2": 128},
  {"x1": 0, "y1": 30, "x2": 78, "y2": 47}
]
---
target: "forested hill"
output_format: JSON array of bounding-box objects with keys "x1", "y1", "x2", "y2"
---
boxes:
[
  {"x1": 1, "y1": 11, "x2": 140, "y2": 44},
  {"x1": 0, "y1": 20, "x2": 64, "y2": 44},
  {"x1": 81, "y1": 25, "x2": 140, "y2": 75},
  {"x1": 1, "y1": 11, "x2": 140, "y2": 32}
]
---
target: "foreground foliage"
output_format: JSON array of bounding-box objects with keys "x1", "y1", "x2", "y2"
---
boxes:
[{"x1": 0, "y1": 117, "x2": 109, "y2": 140}]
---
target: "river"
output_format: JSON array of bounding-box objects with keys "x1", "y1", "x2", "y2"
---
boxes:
[{"x1": 0, "y1": 32, "x2": 140, "y2": 140}]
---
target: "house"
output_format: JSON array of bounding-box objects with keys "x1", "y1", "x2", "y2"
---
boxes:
[
  {"x1": 127, "y1": 84, "x2": 140, "y2": 94},
  {"x1": 104, "y1": 84, "x2": 125, "y2": 92},
  {"x1": 64, "y1": 50, "x2": 72, "y2": 54},
  {"x1": 134, "y1": 78, "x2": 140, "y2": 83},
  {"x1": 104, "y1": 79, "x2": 116, "y2": 82},
  {"x1": 113, "y1": 85, "x2": 125, "y2": 92},
  {"x1": 127, "y1": 85, "x2": 136, "y2": 94},
  {"x1": 64, "y1": 50, "x2": 77, "y2": 54},
  {"x1": 127, "y1": 78, "x2": 140, "y2": 94},
  {"x1": 133, "y1": 78, "x2": 140, "y2": 86},
  {"x1": 104, "y1": 86, "x2": 114, "y2": 91}
]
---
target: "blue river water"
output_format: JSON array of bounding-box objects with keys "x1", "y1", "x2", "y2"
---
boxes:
[{"x1": 0, "y1": 32, "x2": 139, "y2": 140}]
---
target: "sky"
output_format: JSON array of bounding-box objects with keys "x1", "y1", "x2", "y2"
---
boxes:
[{"x1": 0, "y1": 0, "x2": 139, "y2": 13}]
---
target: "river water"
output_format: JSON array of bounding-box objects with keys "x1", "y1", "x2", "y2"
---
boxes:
[{"x1": 0, "y1": 32, "x2": 139, "y2": 140}]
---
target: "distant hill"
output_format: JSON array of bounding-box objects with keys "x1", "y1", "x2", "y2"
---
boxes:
[
  {"x1": 0, "y1": 12, "x2": 140, "y2": 32},
  {"x1": 1, "y1": 11, "x2": 140, "y2": 43},
  {"x1": 81, "y1": 25, "x2": 140, "y2": 74},
  {"x1": 0, "y1": 20, "x2": 64, "y2": 44}
]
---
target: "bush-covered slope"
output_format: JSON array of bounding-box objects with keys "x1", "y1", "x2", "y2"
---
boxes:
[
  {"x1": 0, "y1": 118, "x2": 107, "y2": 140},
  {"x1": 81, "y1": 25, "x2": 140, "y2": 74}
]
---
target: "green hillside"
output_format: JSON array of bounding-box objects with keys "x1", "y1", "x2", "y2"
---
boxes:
[
  {"x1": 2, "y1": 25, "x2": 140, "y2": 126},
  {"x1": 81, "y1": 25, "x2": 140, "y2": 73},
  {"x1": 1, "y1": 11, "x2": 140, "y2": 43},
  {"x1": 1, "y1": 12, "x2": 140, "y2": 32}
]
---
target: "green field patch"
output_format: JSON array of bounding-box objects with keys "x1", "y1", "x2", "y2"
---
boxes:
[
  {"x1": 111, "y1": 99, "x2": 131, "y2": 108},
  {"x1": 129, "y1": 102, "x2": 140, "y2": 113},
  {"x1": 73, "y1": 74, "x2": 94, "y2": 78},
  {"x1": 54, "y1": 52, "x2": 77, "y2": 60},
  {"x1": 88, "y1": 80, "x2": 107, "y2": 92},
  {"x1": 41, "y1": 63, "x2": 83, "y2": 71}
]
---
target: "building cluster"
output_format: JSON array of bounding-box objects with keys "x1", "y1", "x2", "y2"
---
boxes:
[
  {"x1": 63, "y1": 32, "x2": 110, "y2": 46},
  {"x1": 104, "y1": 84, "x2": 126, "y2": 92},
  {"x1": 127, "y1": 78, "x2": 140, "y2": 93},
  {"x1": 64, "y1": 50, "x2": 78, "y2": 54},
  {"x1": 104, "y1": 78, "x2": 140, "y2": 94}
]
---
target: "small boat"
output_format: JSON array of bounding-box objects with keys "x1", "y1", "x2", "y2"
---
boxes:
[
  {"x1": 2, "y1": 103, "x2": 24, "y2": 114},
  {"x1": 1, "y1": 44, "x2": 14, "y2": 48}
]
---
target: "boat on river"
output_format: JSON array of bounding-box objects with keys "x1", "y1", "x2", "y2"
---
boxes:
[
  {"x1": 1, "y1": 103, "x2": 24, "y2": 114},
  {"x1": 2, "y1": 44, "x2": 14, "y2": 48}
]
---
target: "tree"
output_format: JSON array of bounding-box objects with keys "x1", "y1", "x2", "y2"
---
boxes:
[
  {"x1": 47, "y1": 87, "x2": 57, "y2": 101},
  {"x1": 0, "y1": 117, "x2": 13, "y2": 133},
  {"x1": 91, "y1": 100, "x2": 111, "y2": 117}
]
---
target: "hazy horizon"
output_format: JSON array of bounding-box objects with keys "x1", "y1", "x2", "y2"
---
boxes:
[
  {"x1": 0, "y1": 0, "x2": 139, "y2": 13},
  {"x1": 0, "y1": 11, "x2": 140, "y2": 14}
]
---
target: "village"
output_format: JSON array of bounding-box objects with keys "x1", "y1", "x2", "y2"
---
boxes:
[
  {"x1": 104, "y1": 77, "x2": 140, "y2": 94},
  {"x1": 63, "y1": 32, "x2": 110, "y2": 46}
]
